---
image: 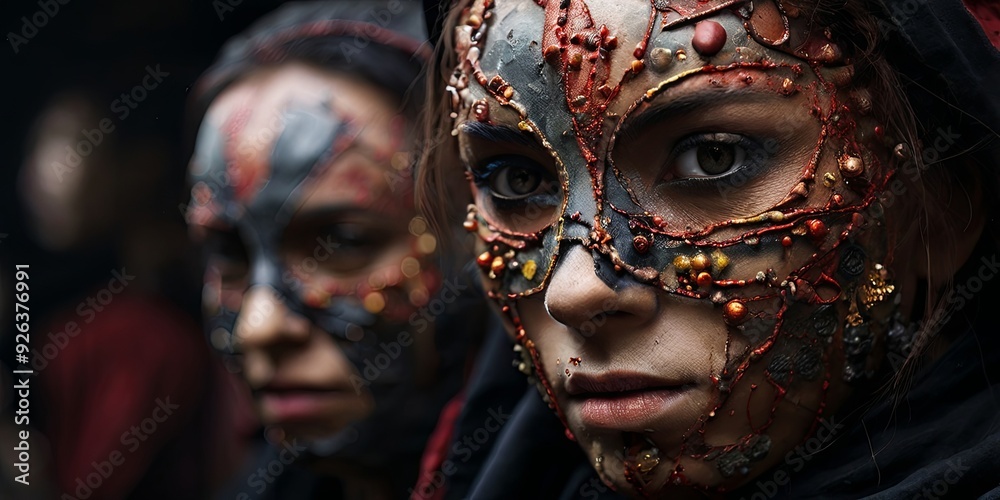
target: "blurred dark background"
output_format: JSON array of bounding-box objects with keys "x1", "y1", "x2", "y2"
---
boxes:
[
  {"x1": 0, "y1": 1, "x2": 303, "y2": 498},
  {"x1": 1, "y1": 0, "x2": 295, "y2": 323}
]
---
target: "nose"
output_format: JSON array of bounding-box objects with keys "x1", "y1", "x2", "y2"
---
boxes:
[
  {"x1": 543, "y1": 246, "x2": 658, "y2": 338},
  {"x1": 234, "y1": 285, "x2": 311, "y2": 352}
]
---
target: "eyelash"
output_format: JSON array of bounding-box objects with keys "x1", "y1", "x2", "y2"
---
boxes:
[
  {"x1": 468, "y1": 155, "x2": 560, "y2": 209},
  {"x1": 660, "y1": 133, "x2": 772, "y2": 188}
]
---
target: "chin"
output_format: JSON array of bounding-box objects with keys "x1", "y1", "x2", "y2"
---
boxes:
[{"x1": 598, "y1": 450, "x2": 766, "y2": 499}]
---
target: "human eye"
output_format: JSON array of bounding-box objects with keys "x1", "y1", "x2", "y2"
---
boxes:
[
  {"x1": 469, "y1": 154, "x2": 561, "y2": 210},
  {"x1": 281, "y1": 216, "x2": 398, "y2": 275},
  {"x1": 662, "y1": 133, "x2": 770, "y2": 184},
  {"x1": 322, "y1": 222, "x2": 388, "y2": 252}
]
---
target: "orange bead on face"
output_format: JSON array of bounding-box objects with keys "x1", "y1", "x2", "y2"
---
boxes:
[{"x1": 723, "y1": 300, "x2": 748, "y2": 325}]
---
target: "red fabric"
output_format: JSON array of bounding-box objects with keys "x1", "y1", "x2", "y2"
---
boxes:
[
  {"x1": 411, "y1": 392, "x2": 465, "y2": 500},
  {"x1": 39, "y1": 293, "x2": 211, "y2": 499},
  {"x1": 964, "y1": 0, "x2": 1000, "y2": 50}
]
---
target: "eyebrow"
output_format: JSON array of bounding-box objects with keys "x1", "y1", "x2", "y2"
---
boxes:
[
  {"x1": 458, "y1": 121, "x2": 541, "y2": 147},
  {"x1": 617, "y1": 87, "x2": 776, "y2": 142}
]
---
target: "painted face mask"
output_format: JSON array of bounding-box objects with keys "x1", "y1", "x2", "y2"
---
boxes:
[
  {"x1": 189, "y1": 96, "x2": 436, "y2": 346},
  {"x1": 188, "y1": 90, "x2": 445, "y2": 437},
  {"x1": 185, "y1": 1, "x2": 462, "y2": 473},
  {"x1": 450, "y1": 0, "x2": 912, "y2": 492}
]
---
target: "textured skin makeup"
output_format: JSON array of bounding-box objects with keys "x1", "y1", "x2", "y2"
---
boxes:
[
  {"x1": 187, "y1": 89, "x2": 448, "y2": 465},
  {"x1": 449, "y1": 0, "x2": 907, "y2": 493}
]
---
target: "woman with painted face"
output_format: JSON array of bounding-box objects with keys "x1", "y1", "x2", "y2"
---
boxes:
[
  {"x1": 185, "y1": 2, "x2": 488, "y2": 498},
  {"x1": 418, "y1": 0, "x2": 1000, "y2": 498}
]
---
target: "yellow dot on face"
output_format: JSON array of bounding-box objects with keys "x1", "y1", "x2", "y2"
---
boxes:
[
  {"x1": 673, "y1": 255, "x2": 691, "y2": 272},
  {"x1": 368, "y1": 273, "x2": 386, "y2": 291},
  {"x1": 409, "y1": 287, "x2": 429, "y2": 307},
  {"x1": 391, "y1": 152, "x2": 411, "y2": 171},
  {"x1": 522, "y1": 260, "x2": 538, "y2": 281},
  {"x1": 401, "y1": 257, "x2": 421, "y2": 278},
  {"x1": 409, "y1": 216, "x2": 428, "y2": 236},
  {"x1": 711, "y1": 249, "x2": 729, "y2": 271},
  {"x1": 304, "y1": 288, "x2": 330, "y2": 308},
  {"x1": 363, "y1": 291, "x2": 386, "y2": 314},
  {"x1": 417, "y1": 233, "x2": 437, "y2": 254},
  {"x1": 823, "y1": 172, "x2": 837, "y2": 187}
]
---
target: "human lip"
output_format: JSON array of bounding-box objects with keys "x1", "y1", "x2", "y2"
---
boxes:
[
  {"x1": 257, "y1": 382, "x2": 356, "y2": 423},
  {"x1": 567, "y1": 371, "x2": 695, "y2": 430}
]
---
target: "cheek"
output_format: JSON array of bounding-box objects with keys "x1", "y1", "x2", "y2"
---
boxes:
[{"x1": 515, "y1": 297, "x2": 579, "y2": 385}]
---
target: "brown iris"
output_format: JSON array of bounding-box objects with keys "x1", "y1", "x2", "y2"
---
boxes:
[{"x1": 696, "y1": 143, "x2": 737, "y2": 175}]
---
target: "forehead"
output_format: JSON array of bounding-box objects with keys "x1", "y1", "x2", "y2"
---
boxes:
[
  {"x1": 462, "y1": 0, "x2": 809, "y2": 134},
  {"x1": 188, "y1": 62, "x2": 413, "y2": 228}
]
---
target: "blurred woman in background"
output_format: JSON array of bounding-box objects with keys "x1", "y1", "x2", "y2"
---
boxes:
[{"x1": 186, "y1": 2, "x2": 487, "y2": 498}]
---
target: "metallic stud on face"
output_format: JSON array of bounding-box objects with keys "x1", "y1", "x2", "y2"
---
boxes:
[
  {"x1": 691, "y1": 253, "x2": 711, "y2": 271},
  {"x1": 476, "y1": 251, "x2": 492, "y2": 268},
  {"x1": 806, "y1": 219, "x2": 828, "y2": 240},
  {"x1": 838, "y1": 154, "x2": 864, "y2": 177},
  {"x1": 648, "y1": 47, "x2": 673, "y2": 72},
  {"x1": 473, "y1": 99, "x2": 490, "y2": 122},
  {"x1": 696, "y1": 271, "x2": 713, "y2": 288},
  {"x1": 673, "y1": 255, "x2": 692, "y2": 272},
  {"x1": 632, "y1": 234, "x2": 650, "y2": 254},
  {"x1": 893, "y1": 143, "x2": 911, "y2": 160},
  {"x1": 723, "y1": 300, "x2": 748, "y2": 325}
]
